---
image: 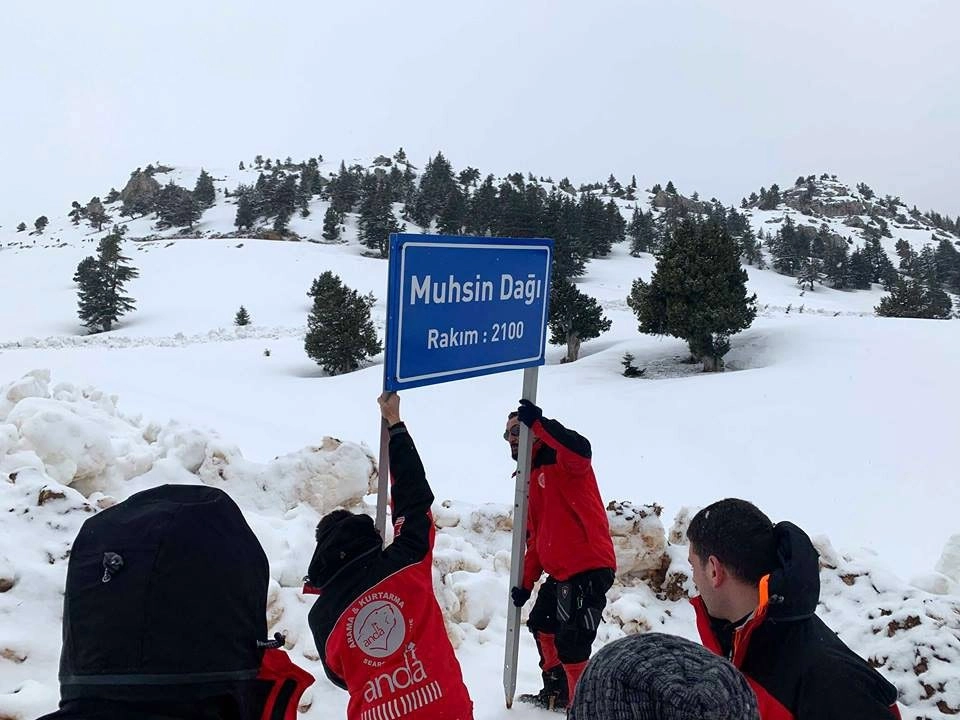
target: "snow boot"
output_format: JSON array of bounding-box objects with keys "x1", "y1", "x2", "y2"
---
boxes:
[{"x1": 517, "y1": 665, "x2": 569, "y2": 712}]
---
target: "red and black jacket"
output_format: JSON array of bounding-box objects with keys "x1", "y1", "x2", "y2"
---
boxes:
[
  {"x1": 521, "y1": 416, "x2": 616, "y2": 589},
  {"x1": 305, "y1": 423, "x2": 473, "y2": 720},
  {"x1": 693, "y1": 522, "x2": 901, "y2": 720}
]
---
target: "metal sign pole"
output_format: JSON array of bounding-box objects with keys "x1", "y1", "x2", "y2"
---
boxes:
[
  {"x1": 503, "y1": 366, "x2": 539, "y2": 708},
  {"x1": 375, "y1": 413, "x2": 390, "y2": 538}
]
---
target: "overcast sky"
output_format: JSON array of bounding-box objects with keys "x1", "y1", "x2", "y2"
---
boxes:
[{"x1": 2, "y1": 0, "x2": 958, "y2": 226}]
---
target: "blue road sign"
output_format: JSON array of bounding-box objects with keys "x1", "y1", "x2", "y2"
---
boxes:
[{"x1": 384, "y1": 234, "x2": 553, "y2": 391}]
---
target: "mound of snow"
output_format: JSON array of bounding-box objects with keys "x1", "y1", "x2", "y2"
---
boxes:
[{"x1": 0, "y1": 372, "x2": 958, "y2": 720}]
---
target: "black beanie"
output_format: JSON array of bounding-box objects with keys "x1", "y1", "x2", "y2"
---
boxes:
[
  {"x1": 569, "y1": 633, "x2": 759, "y2": 720},
  {"x1": 307, "y1": 511, "x2": 382, "y2": 589}
]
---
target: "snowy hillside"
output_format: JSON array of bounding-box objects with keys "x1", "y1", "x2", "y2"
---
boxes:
[
  {"x1": 742, "y1": 174, "x2": 960, "y2": 266},
  {"x1": 0, "y1": 157, "x2": 958, "y2": 719}
]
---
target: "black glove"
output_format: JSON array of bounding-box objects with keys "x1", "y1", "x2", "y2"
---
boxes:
[
  {"x1": 516, "y1": 399, "x2": 542, "y2": 428},
  {"x1": 511, "y1": 585, "x2": 532, "y2": 607}
]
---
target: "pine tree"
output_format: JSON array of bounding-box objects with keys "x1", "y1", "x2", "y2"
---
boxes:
[
  {"x1": 297, "y1": 165, "x2": 317, "y2": 216},
  {"x1": 664, "y1": 181, "x2": 677, "y2": 195},
  {"x1": 68, "y1": 201, "x2": 84, "y2": 225},
  {"x1": 76, "y1": 225, "x2": 139, "y2": 333},
  {"x1": 811, "y1": 225, "x2": 832, "y2": 259},
  {"x1": 105, "y1": 188, "x2": 120, "y2": 203},
  {"x1": 768, "y1": 216, "x2": 808, "y2": 276},
  {"x1": 740, "y1": 225, "x2": 764, "y2": 267},
  {"x1": 234, "y1": 305, "x2": 251, "y2": 326},
  {"x1": 193, "y1": 169, "x2": 216, "y2": 207},
  {"x1": 410, "y1": 152, "x2": 456, "y2": 228},
  {"x1": 758, "y1": 184, "x2": 781, "y2": 210},
  {"x1": 578, "y1": 194, "x2": 614, "y2": 258},
  {"x1": 465, "y1": 174, "x2": 498, "y2": 236},
  {"x1": 797, "y1": 258, "x2": 824, "y2": 291},
  {"x1": 358, "y1": 174, "x2": 403, "y2": 257},
  {"x1": 328, "y1": 161, "x2": 360, "y2": 214},
  {"x1": 16, "y1": 222, "x2": 26, "y2": 232},
  {"x1": 235, "y1": 192, "x2": 256, "y2": 230},
  {"x1": 876, "y1": 277, "x2": 952, "y2": 319},
  {"x1": 270, "y1": 174, "x2": 298, "y2": 222},
  {"x1": 321, "y1": 205, "x2": 342, "y2": 242},
  {"x1": 848, "y1": 248, "x2": 873, "y2": 289},
  {"x1": 457, "y1": 167, "x2": 480, "y2": 189},
  {"x1": 895, "y1": 239, "x2": 918, "y2": 274},
  {"x1": 239, "y1": 161, "x2": 245, "y2": 171},
  {"x1": 86, "y1": 197, "x2": 109, "y2": 231},
  {"x1": 548, "y1": 280, "x2": 612, "y2": 363},
  {"x1": 156, "y1": 183, "x2": 200, "y2": 228},
  {"x1": 34, "y1": 216, "x2": 48, "y2": 233},
  {"x1": 822, "y1": 239, "x2": 850, "y2": 288},
  {"x1": 916, "y1": 245, "x2": 939, "y2": 285},
  {"x1": 73, "y1": 256, "x2": 97, "y2": 286},
  {"x1": 627, "y1": 208, "x2": 656, "y2": 255},
  {"x1": 628, "y1": 217, "x2": 757, "y2": 371},
  {"x1": 304, "y1": 272, "x2": 382, "y2": 374},
  {"x1": 934, "y1": 238, "x2": 960, "y2": 293},
  {"x1": 861, "y1": 232, "x2": 896, "y2": 286},
  {"x1": 272, "y1": 208, "x2": 291, "y2": 235},
  {"x1": 621, "y1": 352, "x2": 643, "y2": 377},
  {"x1": 436, "y1": 187, "x2": 467, "y2": 235}
]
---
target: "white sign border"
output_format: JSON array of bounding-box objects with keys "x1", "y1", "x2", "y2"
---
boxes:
[{"x1": 395, "y1": 241, "x2": 552, "y2": 385}]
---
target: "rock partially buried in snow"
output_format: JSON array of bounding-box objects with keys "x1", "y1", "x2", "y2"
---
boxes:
[
  {"x1": 0, "y1": 553, "x2": 15, "y2": 593},
  {"x1": 667, "y1": 505, "x2": 700, "y2": 546},
  {"x1": 470, "y1": 504, "x2": 512, "y2": 535},
  {"x1": 606, "y1": 500, "x2": 667, "y2": 583}
]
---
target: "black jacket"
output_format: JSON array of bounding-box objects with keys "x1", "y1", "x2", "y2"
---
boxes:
[
  {"x1": 304, "y1": 422, "x2": 435, "y2": 688},
  {"x1": 694, "y1": 522, "x2": 901, "y2": 720}
]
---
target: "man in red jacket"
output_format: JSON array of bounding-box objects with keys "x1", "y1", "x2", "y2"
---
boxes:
[
  {"x1": 506, "y1": 400, "x2": 616, "y2": 712},
  {"x1": 687, "y1": 498, "x2": 901, "y2": 720},
  {"x1": 305, "y1": 393, "x2": 473, "y2": 720}
]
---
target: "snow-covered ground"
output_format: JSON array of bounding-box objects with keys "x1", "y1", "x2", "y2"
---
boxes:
[{"x1": 0, "y1": 165, "x2": 958, "y2": 718}]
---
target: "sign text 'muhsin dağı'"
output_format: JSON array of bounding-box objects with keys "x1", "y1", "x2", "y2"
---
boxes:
[{"x1": 409, "y1": 273, "x2": 544, "y2": 307}]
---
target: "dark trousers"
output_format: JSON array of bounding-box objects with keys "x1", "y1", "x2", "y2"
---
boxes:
[{"x1": 527, "y1": 568, "x2": 615, "y2": 664}]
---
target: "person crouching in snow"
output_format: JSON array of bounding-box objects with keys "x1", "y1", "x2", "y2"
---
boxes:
[
  {"x1": 506, "y1": 400, "x2": 617, "y2": 711},
  {"x1": 304, "y1": 392, "x2": 473, "y2": 720}
]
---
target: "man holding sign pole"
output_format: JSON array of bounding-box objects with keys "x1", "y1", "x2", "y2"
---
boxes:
[
  {"x1": 506, "y1": 400, "x2": 616, "y2": 712},
  {"x1": 303, "y1": 393, "x2": 473, "y2": 720}
]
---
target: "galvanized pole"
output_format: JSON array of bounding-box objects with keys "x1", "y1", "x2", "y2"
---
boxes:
[
  {"x1": 375, "y1": 416, "x2": 389, "y2": 538},
  {"x1": 375, "y1": 391, "x2": 396, "y2": 538},
  {"x1": 504, "y1": 367, "x2": 539, "y2": 708}
]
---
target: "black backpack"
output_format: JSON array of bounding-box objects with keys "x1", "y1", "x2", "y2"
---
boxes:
[{"x1": 47, "y1": 484, "x2": 312, "y2": 720}]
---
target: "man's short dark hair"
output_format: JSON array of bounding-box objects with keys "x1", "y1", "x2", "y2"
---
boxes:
[
  {"x1": 687, "y1": 499, "x2": 776, "y2": 585},
  {"x1": 507, "y1": 411, "x2": 518, "y2": 419}
]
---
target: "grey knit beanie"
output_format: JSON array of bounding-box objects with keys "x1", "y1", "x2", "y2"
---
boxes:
[{"x1": 568, "y1": 633, "x2": 759, "y2": 720}]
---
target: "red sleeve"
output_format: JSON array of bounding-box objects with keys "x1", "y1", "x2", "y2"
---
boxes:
[
  {"x1": 531, "y1": 417, "x2": 592, "y2": 473},
  {"x1": 521, "y1": 482, "x2": 544, "y2": 590}
]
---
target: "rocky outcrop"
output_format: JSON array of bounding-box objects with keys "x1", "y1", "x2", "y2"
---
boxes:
[
  {"x1": 120, "y1": 169, "x2": 161, "y2": 210},
  {"x1": 650, "y1": 190, "x2": 710, "y2": 215}
]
